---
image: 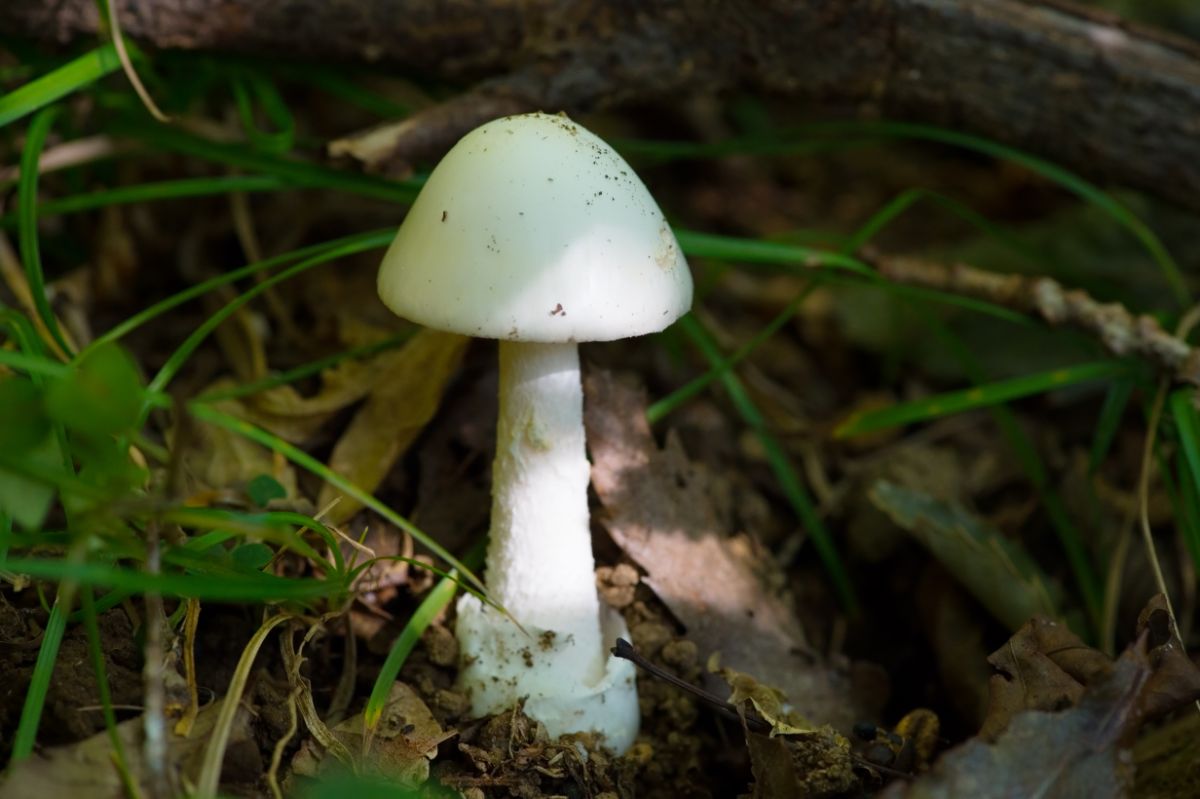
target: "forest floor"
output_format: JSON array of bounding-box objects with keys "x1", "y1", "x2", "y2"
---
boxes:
[{"x1": 1, "y1": 40, "x2": 1200, "y2": 799}]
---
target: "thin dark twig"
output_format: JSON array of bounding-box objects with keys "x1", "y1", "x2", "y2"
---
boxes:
[
  {"x1": 612, "y1": 638, "x2": 915, "y2": 781},
  {"x1": 611, "y1": 638, "x2": 772, "y2": 735}
]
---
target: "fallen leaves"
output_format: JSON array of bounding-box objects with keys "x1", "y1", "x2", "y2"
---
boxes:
[
  {"x1": 884, "y1": 595, "x2": 1200, "y2": 799},
  {"x1": 290, "y1": 682, "x2": 452, "y2": 788},
  {"x1": 979, "y1": 616, "x2": 1108, "y2": 740},
  {"x1": 884, "y1": 648, "x2": 1147, "y2": 799},
  {"x1": 709, "y1": 667, "x2": 856, "y2": 799},
  {"x1": 182, "y1": 329, "x2": 466, "y2": 526},
  {"x1": 584, "y1": 368, "x2": 882, "y2": 732},
  {"x1": 0, "y1": 697, "x2": 254, "y2": 799},
  {"x1": 317, "y1": 329, "x2": 467, "y2": 525}
]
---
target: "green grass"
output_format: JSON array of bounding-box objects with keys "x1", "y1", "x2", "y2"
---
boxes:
[
  {"x1": 834, "y1": 360, "x2": 1135, "y2": 438},
  {"x1": 0, "y1": 45, "x2": 122, "y2": 128},
  {"x1": 677, "y1": 313, "x2": 858, "y2": 612},
  {"x1": 17, "y1": 106, "x2": 73, "y2": 357},
  {"x1": 1169, "y1": 390, "x2": 1200, "y2": 575},
  {"x1": 1, "y1": 175, "x2": 292, "y2": 225}
]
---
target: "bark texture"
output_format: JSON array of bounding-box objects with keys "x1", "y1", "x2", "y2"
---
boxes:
[{"x1": 4, "y1": 1, "x2": 1200, "y2": 210}]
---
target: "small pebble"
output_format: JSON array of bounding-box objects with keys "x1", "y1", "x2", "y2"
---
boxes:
[
  {"x1": 434, "y1": 688, "x2": 470, "y2": 717},
  {"x1": 422, "y1": 623, "x2": 459, "y2": 666},
  {"x1": 596, "y1": 563, "x2": 640, "y2": 609},
  {"x1": 660, "y1": 639, "x2": 698, "y2": 671},
  {"x1": 630, "y1": 620, "x2": 672, "y2": 655}
]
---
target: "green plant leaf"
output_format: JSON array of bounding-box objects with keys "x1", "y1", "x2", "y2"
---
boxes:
[
  {"x1": 0, "y1": 377, "x2": 51, "y2": 452},
  {"x1": 869, "y1": 480, "x2": 1062, "y2": 631},
  {"x1": 230, "y1": 542, "x2": 275, "y2": 571},
  {"x1": 0, "y1": 435, "x2": 61, "y2": 529},
  {"x1": 246, "y1": 474, "x2": 287, "y2": 506},
  {"x1": 45, "y1": 342, "x2": 144, "y2": 437}
]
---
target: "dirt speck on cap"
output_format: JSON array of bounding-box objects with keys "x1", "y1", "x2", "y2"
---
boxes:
[{"x1": 655, "y1": 223, "x2": 677, "y2": 269}]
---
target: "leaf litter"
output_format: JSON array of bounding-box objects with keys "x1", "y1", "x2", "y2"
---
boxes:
[
  {"x1": 585, "y1": 367, "x2": 885, "y2": 735},
  {"x1": 5, "y1": 68, "x2": 1200, "y2": 799},
  {"x1": 883, "y1": 594, "x2": 1200, "y2": 799}
]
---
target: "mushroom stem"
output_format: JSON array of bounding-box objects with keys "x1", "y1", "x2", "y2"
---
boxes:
[
  {"x1": 455, "y1": 339, "x2": 639, "y2": 750},
  {"x1": 488, "y1": 340, "x2": 603, "y2": 676}
]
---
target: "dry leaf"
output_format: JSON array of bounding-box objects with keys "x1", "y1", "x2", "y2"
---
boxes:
[
  {"x1": 889, "y1": 596, "x2": 1200, "y2": 799},
  {"x1": 1134, "y1": 595, "x2": 1200, "y2": 722},
  {"x1": 317, "y1": 329, "x2": 467, "y2": 525},
  {"x1": 237, "y1": 355, "x2": 395, "y2": 445},
  {"x1": 584, "y1": 369, "x2": 879, "y2": 732},
  {"x1": 290, "y1": 682, "x2": 452, "y2": 788},
  {"x1": 0, "y1": 698, "x2": 252, "y2": 798},
  {"x1": 719, "y1": 664, "x2": 813, "y2": 736},
  {"x1": 715, "y1": 667, "x2": 855, "y2": 798},
  {"x1": 883, "y1": 648, "x2": 1149, "y2": 799},
  {"x1": 183, "y1": 396, "x2": 298, "y2": 497},
  {"x1": 979, "y1": 616, "x2": 1110, "y2": 740}
]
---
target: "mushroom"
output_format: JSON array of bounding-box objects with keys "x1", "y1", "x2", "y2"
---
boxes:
[{"x1": 376, "y1": 111, "x2": 692, "y2": 752}]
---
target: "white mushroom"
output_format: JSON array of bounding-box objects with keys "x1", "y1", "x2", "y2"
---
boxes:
[{"x1": 376, "y1": 111, "x2": 692, "y2": 753}]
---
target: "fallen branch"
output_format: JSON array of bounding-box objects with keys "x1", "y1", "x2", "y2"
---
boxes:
[
  {"x1": 3, "y1": 1, "x2": 1200, "y2": 212},
  {"x1": 859, "y1": 245, "x2": 1200, "y2": 386}
]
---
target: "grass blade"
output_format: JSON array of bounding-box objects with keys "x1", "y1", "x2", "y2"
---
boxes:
[
  {"x1": 111, "y1": 119, "x2": 422, "y2": 204},
  {"x1": 678, "y1": 314, "x2": 857, "y2": 612},
  {"x1": 9, "y1": 583, "x2": 73, "y2": 760},
  {"x1": 89, "y1": 229, "x2": 392, "y2": 352},
  {"x1": 147, "y1": 233, "x2": 391, "y2": 393},
  {"x1": 800, "y1": 121, "x2": 1189, "y2": 307},
  {"x1": 924, "y1": 319, "x2": 1103, "y2": 633},
  {"x1": 18, "y1": 106, "x2": 74, "y2": 357},
  {"x1": 1088, "y1": 379, "x2": 1136, "y2": 475},
  {"x1": 0, "y1": 45, "x2": 121, "y2": 129},
  {"x1": 2, "y1": 175, "x2": 291, "y2": 223},
  {"x1": 676, "y1": 229, "x2": 873, "y2": 276},
  {"x1": 648, "y1": 285, "x2": 819, "y2": 425},
  {"x1": 187, "y1": 404, "x2": 485, "y2": 596},
  {"x1": 835, "y1": 360, "x2": 1132, "y2": 438},
  {"x1": 1169, "y1": 388, "x2": 1200, "y2": 572},
  {"x1": 2, "y1": 556, "x2": 336, "y2": 601}
]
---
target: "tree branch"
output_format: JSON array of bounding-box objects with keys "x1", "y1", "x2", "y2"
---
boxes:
[
  {"x1": 4, "y1": 1, "x2": 1200, "y2": 211},
  {"x1": 858, "y1": 245, "x2": 1200, "y2": 386}
]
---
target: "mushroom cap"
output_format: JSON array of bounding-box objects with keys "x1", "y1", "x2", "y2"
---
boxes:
[{"x1": 377, "y1": 112, "x2": 693, "y2": 342}]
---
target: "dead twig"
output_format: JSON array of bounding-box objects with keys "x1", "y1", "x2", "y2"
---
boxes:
[{"x1": 859, "y1": 247, "x2": 1200, "y2": 386}]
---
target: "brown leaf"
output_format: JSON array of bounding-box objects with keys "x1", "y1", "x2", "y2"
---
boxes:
[
  {"x1": 1135, "y1": 594, "x2": 1200, "y2": 722},
  {"x1": 239, "y1": 352, "x2": 401, "y2": 444},
  {"x1": 584, "y1": 368, "x2": 879, "y2": 732},
  {"x1": 715, "y1": 667, "x2": 856, "y2": 798},
  {"x1": 746, "y1": 735, "x2": 803, "y2": 799},
  {"x1": 979, "y1": 616, "x2": 1110, "y2": 740},
  {"x1": 719, "y1": 664, "x2": 813, "y2": 736},
  {"x1": 0, "y1": 698, "x2": 253, "y2": 798},
  {"x1": 290, "y1": 682, "x2": 452, "y2": 787},
  {"x1": 183, "y1": 395, "x2": 298, "y2": 497},
  {"x1": 318, "y1": 329, "x2": 468, "y2": 525},
  {"x1": 884, "y1": 645, "x2": 1151, "y2": 799},
  {"x1": 891, "y1": 596, "x2": 1200, "y2": 799}
]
